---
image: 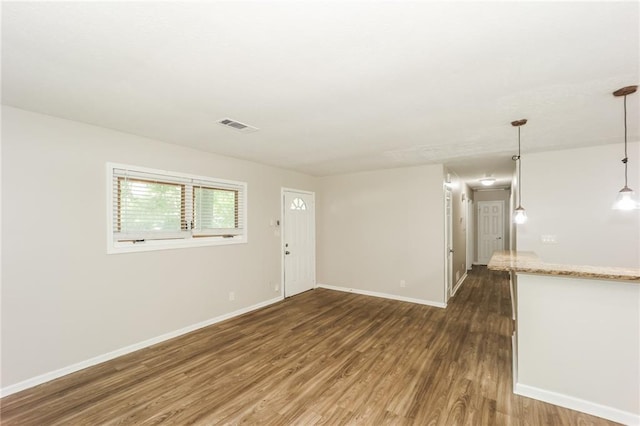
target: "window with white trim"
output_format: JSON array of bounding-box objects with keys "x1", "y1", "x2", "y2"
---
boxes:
[{"x1": 108, "y1": 163, "x2": 247, "y2": 253}]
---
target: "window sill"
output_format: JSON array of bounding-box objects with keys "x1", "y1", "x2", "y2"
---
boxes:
[{"x1": 107, "y1": 236, "x2": 247, "y2": 254}]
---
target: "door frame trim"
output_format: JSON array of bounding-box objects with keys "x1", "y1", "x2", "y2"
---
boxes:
[
  {"x1": 444, "y1": 187, "x2": 453, "y2": 304},
  {"x1": 466, "y1": 199, "x2": 474, "y2": 270},
  {"x1": 281, "y1": 187, "x2": 316, "y2": 298}
]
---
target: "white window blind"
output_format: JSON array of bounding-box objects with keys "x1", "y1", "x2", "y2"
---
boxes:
[{"x1": 108, "y1": 163, "x2": 247, "y2": 253}]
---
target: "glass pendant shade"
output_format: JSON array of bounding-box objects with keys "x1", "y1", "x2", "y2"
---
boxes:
[
  {"x1": 514, "y1": 206, "x2": 527, "y2": 224},
  {"x1": 613, "y1": 186, "x2": 638, "y2": 210}
]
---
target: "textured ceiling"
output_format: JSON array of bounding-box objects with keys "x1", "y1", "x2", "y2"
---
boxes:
[{"x1": 2, "y1": 1, "x2": 638, "y2": 185}]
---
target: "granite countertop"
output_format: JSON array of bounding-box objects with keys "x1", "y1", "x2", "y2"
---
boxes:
[{"x1": 487, "y1": 250, "x2": 640, "y2": 282}]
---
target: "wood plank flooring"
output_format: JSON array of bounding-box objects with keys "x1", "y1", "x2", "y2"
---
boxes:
[{"x1": 1, "y1": 267, "x2": 619, "y2": 425}]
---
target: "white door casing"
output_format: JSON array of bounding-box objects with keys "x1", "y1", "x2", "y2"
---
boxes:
[
  {"x1": 282, "y1": 189, "x2": 316, "y2": 297},
  {"x1": 477, "y1": 200, "x2": 505, "y2": 264},
  {"x1": 466, "y1": 199, "x2": 474, "y2": 270},
  {"x1": 445, "y1": 188, "x2": 453, "y2": 301}
]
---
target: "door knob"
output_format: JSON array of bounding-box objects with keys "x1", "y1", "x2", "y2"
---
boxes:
[{"x1": 285, "y1": 251, "x2": 290, "y2": 255}]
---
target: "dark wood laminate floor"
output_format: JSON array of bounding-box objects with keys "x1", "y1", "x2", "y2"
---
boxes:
[{"x1": 0, "y1": 267, "x2": 619, "y2": 425}]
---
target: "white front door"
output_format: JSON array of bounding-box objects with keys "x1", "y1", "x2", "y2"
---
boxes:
[
  {"x1": 283, "y1": 189, "x2": 316, "y2": 297},
  {"x1": 477, "y1": 201, "x2": 504, "y2": 264}
]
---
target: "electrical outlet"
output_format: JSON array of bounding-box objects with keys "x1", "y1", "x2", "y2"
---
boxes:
[
  {"x1": 540, "y1": 234, "x2": 558, "y2": 244},
  {"x1": 229, "y1": 291, "x2": 235, "y2": 301},
  {"x1": 400, "y1": 280, "x2": 406, "y2": 288},
  {"x1": 274, "y1": 283, "x2": 279, "y2": 291}
]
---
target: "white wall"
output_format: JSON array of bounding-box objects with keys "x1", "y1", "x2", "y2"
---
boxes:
[
  {"x1": 316, "y1": 165, "x2": 446, "y2": 305},
  {"x1": 1, "y1": 106, "x2": 316, "y2": 389},
  {"x1": 513, "y1": 142, "x2": 640, "y2": 424},
  {"x1": 517, "y1": 273, "x2": 640, "y2": 424},
  {"x1": 517, "y1": 142, "x2": 640, "y2": 268}
]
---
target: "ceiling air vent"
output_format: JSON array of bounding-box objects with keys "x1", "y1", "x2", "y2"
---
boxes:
[{"x1": 217, "y1": 118, "x2": 259, "y2": 133}]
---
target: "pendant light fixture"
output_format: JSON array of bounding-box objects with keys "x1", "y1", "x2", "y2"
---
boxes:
[
  {"x1": 512, "y1": 119, "x2": 528, "y2": 224},
  {"x1": 612, "y1": 85, "x2": 639, "y2": 210}
]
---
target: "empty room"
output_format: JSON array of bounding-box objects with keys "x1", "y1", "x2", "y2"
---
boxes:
[{"x1": 1, "y1": 1, "x2": 639, "y2": 425}]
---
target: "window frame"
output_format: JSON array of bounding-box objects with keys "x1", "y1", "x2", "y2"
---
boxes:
[
  {"x1": 115, "y1": 176, "x2": 189, "y2": 240},
  {"x1": 107, "y1": 162, "x2": 248, "y2": 254},
  {"x1": 191, "y1": 185, "x2": 241, "y2": 237}
]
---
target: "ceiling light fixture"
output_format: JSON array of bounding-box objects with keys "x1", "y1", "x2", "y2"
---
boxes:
[
  {"x1": 479, "y1": 176, "x2": 496, "y2": 186},
  {"x1": 512, "y1": 119, "x2": 528, "y2": 224},
  {"x1": 612, "y1": 85, "x2": 639, "y2": 210}
]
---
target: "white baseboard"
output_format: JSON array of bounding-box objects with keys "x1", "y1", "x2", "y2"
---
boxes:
[
  {"x1": 514, "y1": 383, "x2": 639, "y2": 425},
  {"x1": 317, "y1": 283, "x2": 446, "y2": 309},
  {"x1": 451, "y1": 273, "x2": 467, "y2": 297},
  {"x1": 0, "y1": 296, "x2": 283, "y2": 398}
]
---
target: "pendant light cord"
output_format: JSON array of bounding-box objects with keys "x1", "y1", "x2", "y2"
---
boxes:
[{"x1": 623, "y1": 94, "x2": 628, "y2": 187}]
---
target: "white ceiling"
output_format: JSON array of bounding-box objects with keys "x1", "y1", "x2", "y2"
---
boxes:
[{"x1": 2, "y1": 2, "x2": 638, "y2": 187}]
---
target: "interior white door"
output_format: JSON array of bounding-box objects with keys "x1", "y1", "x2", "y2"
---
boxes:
[
  {"x1": 283, "y1": 190, "x2": 316, "y2": 297},
  {"x1": 466, "y1": 199, "x2": 474, "y2": 270},
  {"x1": 477, "y1": 201, "x2": 504, "y2": 264},
  {"x1": 445, "y1": 189, "x2": 453, "y2": 300}
]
